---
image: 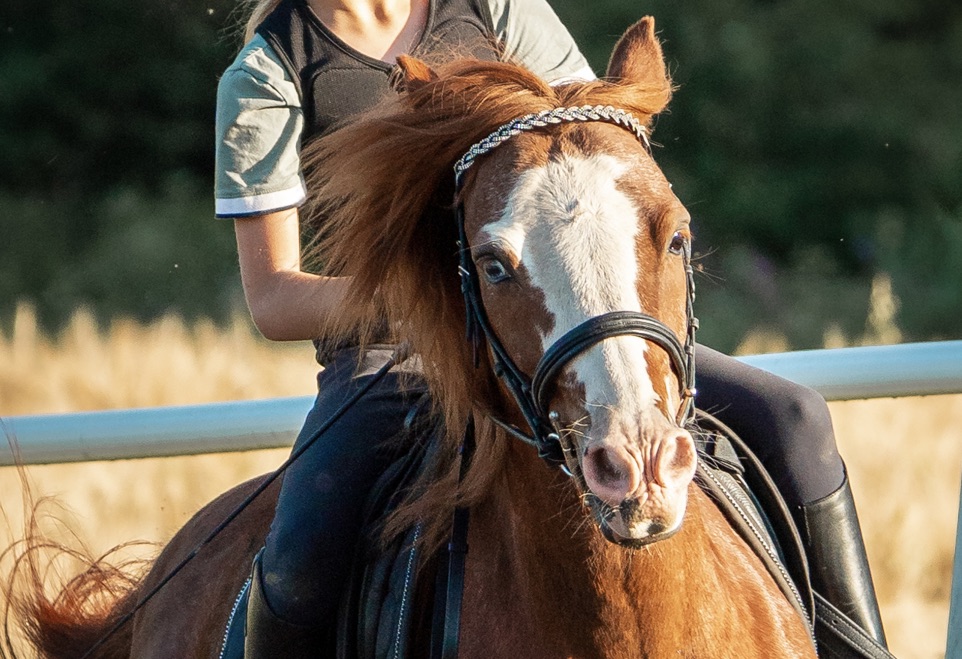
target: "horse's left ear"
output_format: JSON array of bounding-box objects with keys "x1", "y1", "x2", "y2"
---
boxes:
[
  {"x1": 395, "y1": 55, "x2": 439, "y2": 93},
  {"x1": 605, "y1": 17, "x2": 668, "y2": 89}
]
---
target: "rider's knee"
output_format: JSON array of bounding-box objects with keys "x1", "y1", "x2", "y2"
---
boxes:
[{"x1": 774, "y1": 383, "x2": 834, "y2": 444}]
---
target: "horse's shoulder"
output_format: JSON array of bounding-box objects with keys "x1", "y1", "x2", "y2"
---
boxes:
[{"x1": 164, "y1": 475, "x2": 277, "y2": 556}]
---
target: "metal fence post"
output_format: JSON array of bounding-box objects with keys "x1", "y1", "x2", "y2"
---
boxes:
[{"x1": 947, "y1": 476, "x2": 962, "y2": 659}]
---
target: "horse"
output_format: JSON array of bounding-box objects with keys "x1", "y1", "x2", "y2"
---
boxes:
[{"x1": 1, "y1": 17, "x2": 817, "y2": 658}]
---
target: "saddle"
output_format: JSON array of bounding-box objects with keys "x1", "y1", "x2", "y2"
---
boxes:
[{"x1": 219, "y1": 410, "x2": 895, "y2": 659}]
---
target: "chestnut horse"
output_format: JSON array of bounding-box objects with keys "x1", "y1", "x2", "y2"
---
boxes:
[{"x1": 2, "y1": 18, "x2": 817, "y2": 659}]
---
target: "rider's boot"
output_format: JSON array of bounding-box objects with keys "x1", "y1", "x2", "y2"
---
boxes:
[
  {"x1": 793, "y1": 472, "x2": 887, "y2": 647},
  {"x1": 244, "y1": 549, "x2": 324, "y2": 658}
]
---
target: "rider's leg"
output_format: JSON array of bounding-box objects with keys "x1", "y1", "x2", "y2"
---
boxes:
[
  {"x1": 694, "y1": 345, "x2": 887, "y2": 646},
  {"x1": 244, "y1": 548, "x2": 317, "y2": 656},
  {"x1": 244, "y1": 347, "x2": 427, "y2": 656}
]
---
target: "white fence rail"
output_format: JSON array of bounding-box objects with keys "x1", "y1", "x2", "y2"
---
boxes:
[
  {"x1": 0, "y1": 397, "x2": 314, "y2": 466},
  {"x1": 2, "y1": 340, "x2": 960, "y2": 467}
]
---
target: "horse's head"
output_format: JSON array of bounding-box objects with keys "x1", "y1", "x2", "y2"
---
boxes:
[
  {"x1": 303, "y1": 17, "x2": 696, "y2": 549},
  {"x1": 423, "y1": 19, "x2": 697, "y2": 547}
]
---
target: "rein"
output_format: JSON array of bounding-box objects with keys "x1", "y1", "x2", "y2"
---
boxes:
[{"x1": 453, "y1": 104, "x2": 699, "y2": 466}]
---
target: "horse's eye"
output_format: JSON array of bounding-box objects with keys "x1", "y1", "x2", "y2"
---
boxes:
[
  {"x1": 479, "y1": 257, "x2": 511, "y2": 283},
  {"x1": 668, "y1": 232, "x2": 688, "y2": 256}
]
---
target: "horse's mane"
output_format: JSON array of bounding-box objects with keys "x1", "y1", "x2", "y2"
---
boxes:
[{"x1": 301, "y1": 56, "x2": 672, "y2": 551}]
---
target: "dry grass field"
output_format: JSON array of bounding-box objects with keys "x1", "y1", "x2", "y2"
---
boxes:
[{"x1": 1, "y1": 303, "x2": 959, "y2": 658}]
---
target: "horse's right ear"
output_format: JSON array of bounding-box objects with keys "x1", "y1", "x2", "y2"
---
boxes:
[
  {"x1": 605, "y1": 17, "x2": 668, "y2": 90},
  {"x1": 395, "y1": 55, "x2": 439, "y2": 93}
]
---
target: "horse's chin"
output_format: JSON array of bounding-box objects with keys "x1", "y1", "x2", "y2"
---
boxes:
[{"x1": 590, "y1": 501, "x2": 684, "y2": 549}]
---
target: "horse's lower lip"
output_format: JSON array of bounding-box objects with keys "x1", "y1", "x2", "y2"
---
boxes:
[
  {"x1": 607, "y1": 516, "x2": 661, "y2": 539},
  {"x1": 584, "y1": 494, "x2": 682, "y2": 547},
  {"x1": 600, "y1": 514, "x2": 679, "y2": 548}
]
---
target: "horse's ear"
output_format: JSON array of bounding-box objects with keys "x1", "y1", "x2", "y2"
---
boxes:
[
  {"x1": 395, "y1": 55, "x2": 439, "y2": 92},
  {"x1": 605, "y1": 17, "x2": 668, "y2": 88}
]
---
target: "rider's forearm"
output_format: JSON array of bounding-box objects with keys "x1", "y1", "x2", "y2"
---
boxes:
[{"x1": 243, "y1": 270, "x2": 352, "y2": 342}]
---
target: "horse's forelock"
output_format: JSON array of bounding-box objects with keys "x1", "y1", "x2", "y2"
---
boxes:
[{"x1": 301, "y1": 60, "x2": 555, "y2": 380}]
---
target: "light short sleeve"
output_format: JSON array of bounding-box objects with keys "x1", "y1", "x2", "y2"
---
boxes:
[
  {"x1": 487, "y1": 0, "x2": 596, "y2": 84},
  {"x1": 214, "y1": 35, "x2": 306, "y2": 218}
]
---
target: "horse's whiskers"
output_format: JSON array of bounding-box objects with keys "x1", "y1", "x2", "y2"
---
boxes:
[
  {"x1": 567, "y1": 510, "x2": 598, "y2": 539},
  {"x1": 585, "y1": 401, "x2": 619, "y2": 416},
  {"x1": 559, "y1": 416, "x2": 589, "y2": 440}
]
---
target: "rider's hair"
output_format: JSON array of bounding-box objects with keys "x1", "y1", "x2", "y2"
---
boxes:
[{"x1": 241, "y1": 0, "x2": 282, "y2": 43}]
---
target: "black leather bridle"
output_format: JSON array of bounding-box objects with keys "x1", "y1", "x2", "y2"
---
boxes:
[
  {"x1": 435, "y1": 105, "x2": 702, "y2": 659},
  {"x1": 453, "y1": 105, "x2": 699, "y2": 467}
]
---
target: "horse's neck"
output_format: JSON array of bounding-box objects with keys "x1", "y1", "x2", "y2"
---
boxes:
[{"x1": 461, "y1": 440, "x2": 813, "y2": 658}]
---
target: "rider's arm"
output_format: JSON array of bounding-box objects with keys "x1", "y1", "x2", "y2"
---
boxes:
[
  {"x1": 488, "y1": 0, "x2": 596, "y2": 83},
  {"x1": 233, "y1": 210, "x2": 349, "y2": 341},
  {"x1": 216, "y1": 36, "x2": 348, "y2": 341}
]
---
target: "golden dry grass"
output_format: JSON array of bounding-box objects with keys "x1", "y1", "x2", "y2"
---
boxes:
[{"x1": 1, "y1": 303, "x2": 959, "y2": 658}]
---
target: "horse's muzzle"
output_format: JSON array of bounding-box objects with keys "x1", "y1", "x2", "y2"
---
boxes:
[{"x1": 581, "y1": 428, "x2": 697, "y2": 547}]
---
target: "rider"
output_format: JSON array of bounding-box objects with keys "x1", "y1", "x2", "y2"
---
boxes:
[{"x1": 214, "y1": 0, "x2": 887, "y2": 654}]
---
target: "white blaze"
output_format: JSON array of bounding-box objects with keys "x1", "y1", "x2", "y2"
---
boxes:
[{"x1": 481, "y1": 153, "x2": 660, "y2": 423}]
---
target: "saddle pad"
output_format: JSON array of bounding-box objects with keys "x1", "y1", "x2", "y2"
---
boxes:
[{"x1": 218, "y1": 578, "x2": 249, "y2": 659}]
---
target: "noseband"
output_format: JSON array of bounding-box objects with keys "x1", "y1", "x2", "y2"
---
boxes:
[{"x1": 453, "y1": 105, "x2": 698, "y2": 466}]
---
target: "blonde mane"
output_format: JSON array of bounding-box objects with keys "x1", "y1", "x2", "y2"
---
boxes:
[{"x1": 300, "y1": 56, "x2": 672, "y2": 550}]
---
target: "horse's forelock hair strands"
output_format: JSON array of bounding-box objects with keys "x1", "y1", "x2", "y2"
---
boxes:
[{"x1": 300, "y1": 57, "x2": 671, "y2": 553}]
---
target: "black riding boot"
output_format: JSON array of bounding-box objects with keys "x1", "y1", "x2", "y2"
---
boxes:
[
  {"x1": 244, "y1": 550, "x2": 325, "y2": 658},
  {"x1": 794, "y1": 473, "x2": 887, "y2": 648}
]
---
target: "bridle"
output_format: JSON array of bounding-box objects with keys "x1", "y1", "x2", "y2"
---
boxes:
[
  {"x1": 438, "y1": 106, "x2": 701, "y2": 659},
  {"x1": 77, "y1": 105, "x2": 700, "y2": 659},
  {"x1": 453, "y1": 104, "x2": 699, "y2": 466}
]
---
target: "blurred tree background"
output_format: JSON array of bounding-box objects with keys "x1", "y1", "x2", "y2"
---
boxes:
[{"x1": 1, "y1": 0, "x2": 960, "y2": 352}]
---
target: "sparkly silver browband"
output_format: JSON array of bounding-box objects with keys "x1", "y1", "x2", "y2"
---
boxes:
[{"x1": 453, "y1": 105, "x2": 650, "y2": 180}]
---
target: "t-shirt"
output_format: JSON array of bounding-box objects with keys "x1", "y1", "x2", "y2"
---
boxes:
[{"x1": 214, "y1": 0, "x2": 594, "y2": 218}]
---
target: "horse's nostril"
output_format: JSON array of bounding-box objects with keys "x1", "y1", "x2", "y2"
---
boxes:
[
  {"x1": 594, "y1": 448, "x2": 621, "y2": 483},
  {"x1": 583, "y1": 445, "x2": 640, "y2": 506},
  {"x1": 654, "y1": 431, "x2": 697, "y2": 488}
]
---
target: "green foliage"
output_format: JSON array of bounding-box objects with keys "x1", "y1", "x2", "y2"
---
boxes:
[
  {"x1": 1, "y1": 0, "x2": 959, "y2": 350},
  {"x1": 552, "y1": 0, "x2": 962, "y2": 349},
  {"x1": 0, "y1": 177, "x2": 241, "y2": 333},
  {"x1": 0, "y1": 0, "x2": 239, "y2": 196},
  {"x1": 0, "y1": 0, "x2": 243, "y2": 330}
]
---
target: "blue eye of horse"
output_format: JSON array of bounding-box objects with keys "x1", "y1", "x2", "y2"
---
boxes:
[
  {"x1": 480, "y1": 257, "x2": 511, "y2": 283},
  {"x1": 668, "y1": 232, "x2": 687, "y2": 256}
]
